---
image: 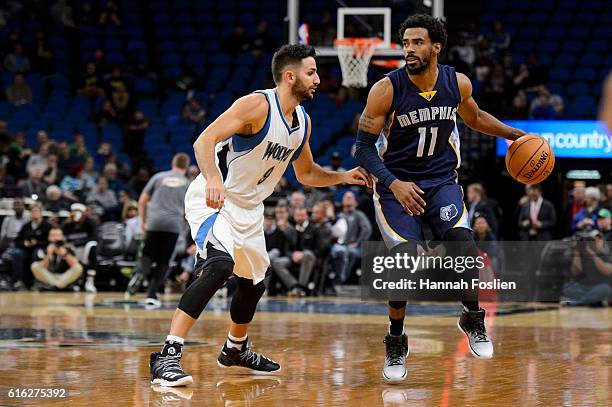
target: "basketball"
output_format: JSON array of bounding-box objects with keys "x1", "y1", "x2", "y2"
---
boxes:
[{"x1": 505, "y1": 135, "x2": 555, "y2": 184}]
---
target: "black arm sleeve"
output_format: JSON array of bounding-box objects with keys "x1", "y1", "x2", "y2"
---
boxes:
[{"x1": 354, "y1": 130, "x2": 397, "y2": 188}]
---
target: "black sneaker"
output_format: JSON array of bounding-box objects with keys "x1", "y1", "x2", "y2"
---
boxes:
[
  {"x1": 382, "y1": 333, "x2": 409, "y2": 382},
  {"x1": 150, "y1": 350, "x2": 193, "y2": 387},
  {"x1": 217, "y1": 339, "x2": 281, "y2": 374},
  {"x1": 457, "y1": 308, "x2": 493, "y2": 359},
  {"x1": 126, "y1": 272, "x2": 144, "y2": 296}
]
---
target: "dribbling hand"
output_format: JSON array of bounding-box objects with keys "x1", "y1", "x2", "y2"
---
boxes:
[
  {"x1": 206, "y1": 176, "x2": 227, "y2": 209},
  {"x1": 389, "y1": 180, "x2": 426, "y2": 216}
]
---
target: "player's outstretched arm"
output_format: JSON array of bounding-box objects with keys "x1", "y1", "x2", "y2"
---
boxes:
[
  {"x1": 456, "y1": 73, "x2": 525, "y2": 141},
  {"x1": 292, "y1": 115, "x2": 370, "y2": 188},
  {"x1": 193, "y1": 93, "x2": 267, "y2": 209},
  {"x1": 354, "y1": 78, "x2": 425, "y2": 215}
]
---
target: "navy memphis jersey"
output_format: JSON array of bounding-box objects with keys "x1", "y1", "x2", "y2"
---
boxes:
[{"x1": 376, "y1": 64, "x2": 462, "y2": 189}]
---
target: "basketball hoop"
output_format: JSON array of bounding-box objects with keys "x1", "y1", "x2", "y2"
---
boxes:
[{"x1": 334, "y1": 38, "x2": 383, "y2": 88}]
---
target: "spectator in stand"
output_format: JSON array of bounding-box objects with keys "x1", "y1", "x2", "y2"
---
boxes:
[
  {"x1": 603, "y1": 184, "x2": 612, "y2": 211},
  {"x1": 467, "y1": 183, "x2": 498, "y2": 237},
  {"x1": 289, "y1": 191, "x2": 306, "y2": 220},
  {"x1": 518, "y1": 184, "x2": 556, "y2": 241},
  {"x1": 6, "y1": 74, "x2": 32, "y2": 106},
  {"x1": 69, "y1": 133, "x2": 90, "y2": 164},
  {"x1": 98, "y1": 0, "x2": 121, "y2": 27},
  {"x1": 512, "y1": 63, "x2": 533, "y2": 93},
  {"x1": 264, "y1": 209, "x2": 289, "y2": 295},
  {"x1": 94, "y1": 100, "x2": 119, "y2": 127},
  {"x1": 42, "y1": 153, "x2": 61, "y2": 185},
  {"x1": 6, "y1": 131, "x2": 31, "y2": 179},
  {"x1": 102, "y1": 162, "x2": 126, "y2": 194},
  {"x1": 45, "y1": 185, "x2": 71, "y2": 212},
  {"x1": 13, "y1": 203, "x2": 51, "y2": 290},
  {"x1": 62, "y1": 203, "x2": 98, "y2": 292},
  {"x1": 3, "y1": 43, "x2": 30, "y2": 73},
  {"x1": 87, "y1": 176, "x2": 118, "y2": 221},
  {"x1": 508, "y1": 90, "x2": 529, "y2": 119},
  {"x1": 78, "y1": 2, "x2": 96, "y2": 25},
  {"x1": 490, "y1": 21, "x2": 511, "y2": 54},
  {"x1": 92, "y1": 48, "x2": 109, "y2": 78},
  {"x1": 311, "y1": 201, "x2": 347, "y2": 294},
  {"x1": 283, "y1": 207, "x2": 317, "y2": 297},
  {"x1": 223, "y1": 24, "x2": 250, "y2": 55},
  {"x1": 26, "y1": 141, "x2": 50, "y2": 174},
  {"x1": 59, "y1": 166, "x2": 92, "y2": 203},
  {"x1": 0, "y1": 198, "x2": 30, "y2": 253},
  {"x1": 338, "y1": 191, "x2": 371, "y2": 282},
  {"x1": 572, "y1": 187, "x2": 602, "y2": 233},
  {"x1": 0, "y1": 120, "x2": 12, "y2": 152},
  {"x1": 529, "y1": 89, "x2": 560, "y2": 120},
  {"x1": 564, "y1": 229, "x2": 611, "y2": 306},
  {"x1": 0, "y1": 165, "x2": 17, "y2": 197},
  {"x1": 596, "y1": 208, "x2": 612, "y2": 241},
  {"x1": 35, "y1": 130, "x2": 49, "y2": 150},
  {"x1": 31, "y1": 226, "x2": 83, "y2": 290},
  {"x1": 110, "y1": 83, "x2": 132, "y2": 122},
  {"x1": 78, "y1": 62, "x2": 105, "y2": 99},
  {"x1": 323, "y1": 152, "x2": 346, "y2": 193},
  {"x1": 451, "y1": 34, "x2": 475, "y2": 68},
  {"x1": 81, "y1": 156, "x2": 98, "y2": 186},
  {"x1": 122, "y1": 200, "x2": 141, "y2": 260},
  {"x1": 562, "y1": 182, "x2": 587, "y2": 237},
  {"x1": 19, "y1": 166, "x2": 48, "y2": 200},
  {"x1": 472, "y1": 215, "x2": 500, "y2": 272},
  {"x1": 31, "y1": 32, "x2": 55, "y2": 76},
  {"x1": 125, "y1": 111, "x2": 149, "y2": 158},
  {"x1": 251, "y1": 21, "x2": 274, "y2": 56},
  {"x1": 182, "y1": 99, "x2": 206, "y2": 127},
  {"x1": 127, "y1": 167, "x2": 151, "y2": 199},
  {"x1": 51, "y1": 0, "x2": 77, "y2": 28}
]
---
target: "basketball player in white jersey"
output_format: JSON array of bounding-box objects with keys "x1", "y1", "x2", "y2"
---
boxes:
[{"x1": 150, "y1": 44, "x2": 370, "y2": 386}]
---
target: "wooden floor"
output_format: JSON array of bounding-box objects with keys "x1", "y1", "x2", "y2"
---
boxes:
[{"x1": 0, "y1": 293, "x2": 609, "y2": 406}]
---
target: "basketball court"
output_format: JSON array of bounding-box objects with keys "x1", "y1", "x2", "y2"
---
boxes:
[{"x1": 0, "y1": 292, "x2": 609, "y2": 406}]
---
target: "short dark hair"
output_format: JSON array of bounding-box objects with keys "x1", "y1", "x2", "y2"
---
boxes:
[
  {"x1": 271, "y1": 44, "x2": 316, "y2": 84},
  {"x1": 172, "y1": 153, "x2": 190, "y2": 170},
  {"x1": 399, "y1": 14, "x2": 447, "y2": 51}
]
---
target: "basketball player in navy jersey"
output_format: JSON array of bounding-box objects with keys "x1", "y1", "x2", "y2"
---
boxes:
[{"x1": 355, "y1": 14, "x2": 531, "y2": 381}]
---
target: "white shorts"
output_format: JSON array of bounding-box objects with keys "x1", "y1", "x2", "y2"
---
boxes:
[{"x1": 184, "y1": 179, "x2": 269, "y2": 284}]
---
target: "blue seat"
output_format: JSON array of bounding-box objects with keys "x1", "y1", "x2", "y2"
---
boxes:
[
  {"x1": 160, "y1": 54, "x2": 181, "y2": 66},
  {"x1": 557, "y1": 0, "x2": 578, "y2": 9},
  {"x1": 134, "y1": 78, "x2": 155, "y2": 95},
  {"x1": 536, "y1": 42, "x2": 559, "y2": 53},
  {"x1": 512, "y1": 41, "x2": 533, "y2": 53},
  {"x1": 158, "y1": 40, "x2": 177, "y2": 53},
  {"x1": 552, "y1": 54, "x2": 576, "y2": 67},
  {"x1": 175, "y1": 27, "x2": 196, "y2": 39},
  {"x1": 180, "y1": 40, "x2": 200, "y2": 53},
  {"x1": 80, "y1": 38, "x2": 99, "y2": 50},
  {"x1": 106, "y1": 52, "x2": 126, "y2": 66},
  {"x1": 186, "y1": 53, "x2": 206, "y2": 67},
  {"x1": 572, "y1": 68, "x2": 596, "y2": 81},
  {"x1": 550, "y1": 12, "x2": 572, "y2": 24},
  {"x1": 162, "y1": 66, "x2": 183, "y2": 81},
  {"x1": 574, "y1": 12, "x2": 597, "y2": 24},
  {"x1": 549, "y1": 67, "x2": 571, "y2": 81},
  {"x1": 527, "y1": 13, "x2": 548, "y2": 24},
  {"x1": 565, "y1": 83, "x2": 590, "y2": 95},
  {"x1": 563, "y1": 40, "x2": 583, "y2": 52},
  {"x1": 517, "y1": 26, "x2": 540, "y2": 39},
  {"x1": 581, "y1": 54, "x2": 602, "y2": 67},
  {"x1": 127, "y1": 39, "x2": 146, "y2": 51},
  {"x1": 567, "y1": 26, "x2": 590, "y2": 40},
  {"x1": 104, "y1": 39, "x2": 123, "y2": 51},
  {"x1": 543, "y1": 26, "x2": 565, "y2": 39},
  {"x1": 593, "y1": 26, "x2": 612, "y2": 38},
  {"x1": 585, "y1": 39, "x2": 608, "y2": 53},
  {"x1": 568, "y1": 96, "x2": 596, "y2": 119},
  {"x1": 505, "y1": 12, "x2": 524, "y2": 24}
]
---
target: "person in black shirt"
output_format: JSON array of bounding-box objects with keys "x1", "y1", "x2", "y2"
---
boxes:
[
  {"x1": 62, "y1": 203, "x2": 98, "y2": 292},
  {"x1": 31, "y1": 226, "x2": 83, "y2": 290},
  {"x1": 12, "y1": 203, "x2": 51, "y2": 290}
]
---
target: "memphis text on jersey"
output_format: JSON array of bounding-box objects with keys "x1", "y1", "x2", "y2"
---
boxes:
[{"x1": 396, "y1": 106, "x2": 458, "y2": 127}]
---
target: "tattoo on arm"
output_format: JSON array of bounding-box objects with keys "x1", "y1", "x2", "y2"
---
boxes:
[{"x1": 358, "y1": 114, "x2": 377, "y2": 133}]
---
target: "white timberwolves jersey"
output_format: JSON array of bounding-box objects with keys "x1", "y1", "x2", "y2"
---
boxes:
[{"x1": 191, "y1": 88, "x2": 308, "y2": 208}]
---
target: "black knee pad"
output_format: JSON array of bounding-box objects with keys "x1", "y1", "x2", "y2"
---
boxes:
[
  {"x1": 443, "y1": 227, "x2": 478, "y2": 257},
  {"x1": 230, "y1": 276, "x2": 266, "y2": 324},
  {"x1": 178, "y1": 247, "x2": 234, "y2": 319}
]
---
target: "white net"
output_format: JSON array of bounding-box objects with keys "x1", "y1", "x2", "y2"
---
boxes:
[{"x1": 335, "y1": 39, "x2": 380, "y2": 88}]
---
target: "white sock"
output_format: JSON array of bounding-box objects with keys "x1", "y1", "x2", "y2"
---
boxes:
[
  {"x1": 227, "y1": 333, "x2": 247, "y2": 349},
  {"x1": 166, "y1": 335, "x2": 184, "y2": 345}
]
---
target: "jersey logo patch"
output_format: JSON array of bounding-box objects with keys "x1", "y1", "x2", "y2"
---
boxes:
[
  {"x1": 418, "y1": 90, "x2": 437, "y2": 102},
  {"x1": 440, "y1": 204, "x2": 459, "y2": 222},
  {"x1": 262, "y1": 141, "x2": 295, "y2": 162}
]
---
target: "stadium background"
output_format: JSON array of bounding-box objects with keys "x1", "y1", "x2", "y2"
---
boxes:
[{"x1": 0, "y1": 0, "x2": 610, "y2": 293}]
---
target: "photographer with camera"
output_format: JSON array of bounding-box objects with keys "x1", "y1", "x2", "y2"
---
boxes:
[
  {"x1": 563, "y1": 226, "x2": 612, "y2": 306},
  {"x1": 30, "y1": 226, "x2": 83, "y2": 290}
]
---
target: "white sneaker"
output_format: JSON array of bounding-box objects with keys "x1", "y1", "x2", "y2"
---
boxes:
[
  {"x1": 382, "y1": 333, "x2": 409, "y2": 382},
  {"x1": 457, "y1": 308, "x2": 494, "y2": 359},
  {"x1": 144, "y1": 297, "x2": 162, "y2": 310},
  {"x1": 85, "y1": 276, "x2": 97, "y2": 294}
]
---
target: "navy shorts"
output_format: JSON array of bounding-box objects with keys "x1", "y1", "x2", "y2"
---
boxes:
[{"x1": 373, "y1": 178, "x2": 470, "y2": 246}]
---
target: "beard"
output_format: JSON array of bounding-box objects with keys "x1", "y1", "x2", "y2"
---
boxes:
[
  {"x1": 292, "y1": 78, "x2": 314, "y2": 101},
  {"x1": 405, "y1": 50, "x2": 433, "y2": 75}
]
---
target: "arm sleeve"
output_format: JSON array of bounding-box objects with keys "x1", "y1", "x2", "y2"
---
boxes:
[{"x1": 354, "y1": 130, "x2": 397, "y2": 188}]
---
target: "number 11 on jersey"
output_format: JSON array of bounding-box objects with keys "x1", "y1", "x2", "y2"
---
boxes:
[{"x1": 417, "y1": 126, "x2": 438, "y2": 157}]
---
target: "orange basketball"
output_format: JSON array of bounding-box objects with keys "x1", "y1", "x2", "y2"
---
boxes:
[{"x1": 505, "y1": 134, "x2": 555, "y2": 185}]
